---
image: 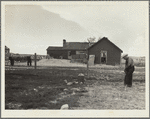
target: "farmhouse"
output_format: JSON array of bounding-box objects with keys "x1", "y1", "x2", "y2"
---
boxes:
[
  {"x1": 47, "y1": 39, "x2": 93, "y2": 59},
  {"x1": 47, "y1": 37, "x2": 123, "y2": 65}
]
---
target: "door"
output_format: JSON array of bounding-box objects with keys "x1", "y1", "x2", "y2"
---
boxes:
[
  {"x1": 100, "y1": 50, "x2": 107, "y2": 64},
  {"x1": 68, "y1": 51, "x2": 71, "y2": 59}
]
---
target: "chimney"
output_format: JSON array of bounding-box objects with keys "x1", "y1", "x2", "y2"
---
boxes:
[{"x1": 63, "y1": 39, "x2": 66, "y2": 47}]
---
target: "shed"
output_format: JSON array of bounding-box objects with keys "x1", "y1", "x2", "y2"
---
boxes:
[
  {"x1": 5, "y1": 46, "x2": 10, "y2": 54},
  {"x1": 88, "y1": 37, "x2": 123, "y2": 65}
]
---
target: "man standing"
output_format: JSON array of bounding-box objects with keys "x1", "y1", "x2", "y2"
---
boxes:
[
  {"x1": 9, "y1": 56, "x2": 14, "y2": 66},
  {"x1": 122, "y1": 54, "x2": 135, "y2": 90},
  {"x1": 27, "y1": 56, "x2": 32, "y2": 66}
]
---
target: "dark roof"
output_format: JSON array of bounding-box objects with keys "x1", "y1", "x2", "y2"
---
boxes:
[
  {"x1": 5, "y1": 46, "x2": 10, "y2": 50},
  {"x1": 46, "y1": 37, "x2": 122, "y2": 52},
  {"x1": 47, "y1": 46, "x2": 63, "y2": 50},
  {"x1": 63, "y1": 42, "x2": 94, "y2": 50},
  {"x1": 88, "y1": 37, "x2": 123, "y2": 53}
]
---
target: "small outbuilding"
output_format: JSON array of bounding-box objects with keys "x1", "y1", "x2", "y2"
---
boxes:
[
  {"x1": 88, "y1": 37, "x2": 123, "y2": 65},
  {"x1": 5, "y1": 46, "x2": 10, "y2": 54}
]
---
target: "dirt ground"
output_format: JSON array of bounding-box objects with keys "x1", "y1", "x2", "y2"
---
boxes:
[{"x1": 5, "y1": 60, "x2": 145, "y2": 110}]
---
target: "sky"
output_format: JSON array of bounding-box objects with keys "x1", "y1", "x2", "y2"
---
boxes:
[{"x1": 4, "y1": 1, "x2": 149, "y2": 56}]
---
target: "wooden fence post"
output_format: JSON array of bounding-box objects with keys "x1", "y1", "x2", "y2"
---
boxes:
[{"x1": 34, "y1": 53, "x2": 36, "y2": 70}]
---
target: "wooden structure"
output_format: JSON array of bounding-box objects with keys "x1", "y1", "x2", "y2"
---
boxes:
[
  {"x1": 47, "y1": 37, "x2": 123, "y2": 65},
  {"x1": 88, "y1": 37, "x2": 123, "y2": 65}
]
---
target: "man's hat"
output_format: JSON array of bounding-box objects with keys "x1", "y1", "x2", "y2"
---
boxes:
[{"x1": 122, "y1": 54, "x2": 128, "y2": 58}]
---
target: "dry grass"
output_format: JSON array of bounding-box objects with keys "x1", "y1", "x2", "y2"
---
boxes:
[
  {"x1": 5, "y1": 64, "x2": 145, "y2": 110},
  {"x1": 74, "y1": 81, "x2": 145, "y2": 110}
]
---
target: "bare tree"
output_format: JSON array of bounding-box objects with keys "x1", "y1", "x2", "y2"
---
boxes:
[{"x1": 87, "y1": 37, "x2": 96, "y2": 43}]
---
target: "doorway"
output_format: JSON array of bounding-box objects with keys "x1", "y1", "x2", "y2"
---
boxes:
[{"x1": 100, "y1": 50, "x2": 107, "y2": 64}]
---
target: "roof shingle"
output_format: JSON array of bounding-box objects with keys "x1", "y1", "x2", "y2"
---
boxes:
[
  {"x1": 63, "y1": 42, "x2": 94, "y2": 50},
  {"x1": 88, "y1": 37, "x2": 123, "y2": 52},
  {"x1": 47, "y1": 46, "x2": 63, "y2": 50},
  {"x1": 47, "y1": 37, "x2": 122, "y2": 52}
]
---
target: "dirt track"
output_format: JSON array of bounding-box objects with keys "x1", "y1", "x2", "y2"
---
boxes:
[
  {"x1": 7, "y1": 58, "x2": 145, "y2": 72},
  {"x1": 11, "y1": 59, "x2": 86, "y2": 67}
]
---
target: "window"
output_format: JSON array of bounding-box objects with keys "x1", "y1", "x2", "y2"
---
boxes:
[{"x1": 100, "y1": 50, "x2": 107, "y2": 64}]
